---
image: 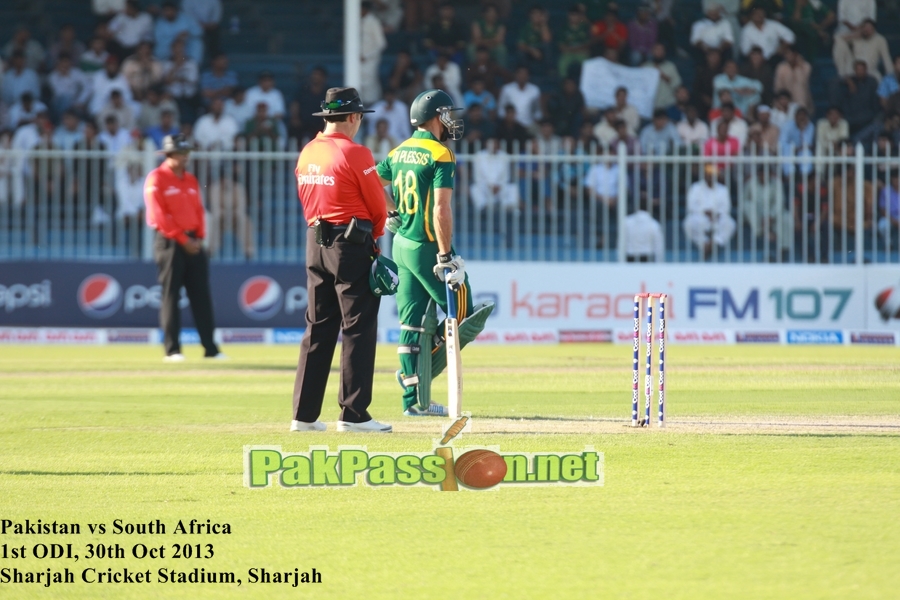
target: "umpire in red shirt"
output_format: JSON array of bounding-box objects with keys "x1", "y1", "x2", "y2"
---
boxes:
[
  {"x1": 144, "y1": 134, "x2": 223, "y2": 362},
  {"x1": 291, "y1": 87, "x2": 391, "y2": 433}
]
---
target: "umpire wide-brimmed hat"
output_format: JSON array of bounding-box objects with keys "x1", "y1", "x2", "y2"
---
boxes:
[
  {"x1": 311, "y1": 87, "x2": 375, "y2": 117},
  {"x1": 158, "y1": 134, "x2": 193, "y2": 154}
]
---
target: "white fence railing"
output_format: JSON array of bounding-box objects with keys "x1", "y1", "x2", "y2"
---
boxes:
[{"x1": 0, "y1": 140, "x2": 897, "y2": 264}]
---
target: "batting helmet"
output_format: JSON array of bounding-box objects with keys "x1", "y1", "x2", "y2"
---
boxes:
[{"x1": 409, "y1": 89, "x2": 464, "y2": 140}]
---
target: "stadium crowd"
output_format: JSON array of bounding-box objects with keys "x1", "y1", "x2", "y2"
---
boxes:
[{"x1": 1, "y1": 0, "x2": 899, "y2": 261}]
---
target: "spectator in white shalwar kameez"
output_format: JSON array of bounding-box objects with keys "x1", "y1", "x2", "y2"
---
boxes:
[
  {"x1": 624, "y1": 196, "x2": 665, "y2": 262},
  {"x1": 683, "y1": 164, "x2": 736, "y2": 258},
  {"x1": 470, "y1": 137, "x2": 520, "y2": 211},
  {"x1": 360, "y1": 1, "x2": 387, "y2": 105}
]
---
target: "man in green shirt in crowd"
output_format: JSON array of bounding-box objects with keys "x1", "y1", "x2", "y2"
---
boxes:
[{"x1": 376, "y1": 89, "x2": 494, "y2": 416}]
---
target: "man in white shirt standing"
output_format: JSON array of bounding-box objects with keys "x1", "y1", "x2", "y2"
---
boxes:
[
  {"x1": 89, "y1": 55, "x2": 135, "y2": 117},
  {"x1": 498, "y1": 67, "x2": 542, "y2": 131},
  {"x1": 470, "y1": 137, "x2": 519, "y2": 211},
  {"x1": 835, "y1": 0, "x2": 875, "y2": 37},
  {"x1": 359, "y1": 1, "x2": 387, "y2": 105},
  {"x1": 367, "y1": 88, "x2": 410, "y2": 143},
  {"x1": 194, "y1": 96, "x2": 239, "y2": 150},
  {"x1": 624, "y1": 197, "x2": 664, "y2": 262},
  {"x1": 683, "y1": 164, "x2": 736, "y2": 259},
  {"x1": 423, "y1": 53, "x2": 463, "y2": 108},
  {"x1": 740, "y1": 6, "x2": 795, "y2": 61},
  {"x1": 244, "y1": 71, "x2": 286, "y2": 119}
]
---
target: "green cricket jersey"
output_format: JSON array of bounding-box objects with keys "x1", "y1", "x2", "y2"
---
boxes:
[{"x1": 375, "y1": 130, "x2": 455, "y2": 244}]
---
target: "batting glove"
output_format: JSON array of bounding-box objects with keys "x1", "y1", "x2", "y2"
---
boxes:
[
  {"x1": 385, "y1": 210, "x2": 401, "y2": 234},
  {"x1": 433, "y1": 253, "x2": 466, "y2": 287}
]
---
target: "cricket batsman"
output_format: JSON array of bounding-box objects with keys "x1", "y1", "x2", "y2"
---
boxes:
[{"x1": 376, "y1": 89, "x2": 494, "y2": 416}]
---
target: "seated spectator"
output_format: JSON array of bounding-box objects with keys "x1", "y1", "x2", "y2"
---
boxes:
[
  {"x1": 834, "y1": 0, "x2": 875, "y2": 37},
  {"x1": 48, "y1": 24, "x2": 86, "y2": 69},
  {"x1": 425, "y1": 52, "x2": 464, "y2": 108},
  {"x1": 162, "y1": 39, "x2": 201, "y2": 124},
  {"x1": 183, "y1": 0, "x2": 223, "y2": 58},
  {"x1": 774, "y1": 45, "x2": 813, "y2": 113},
  {"x1": 69, "y1": 119, "x2": 109, "y2": 223},
  {"x1": 292, "y1": 67, "x2": 329, "y2": 141},
  {"x1": 711, "y1": 102, "x2": 747, "y2": 148},
  {"x1": 877, "y1": 56, "x2": 900, "y2": 110},
  {"x1": 113, "y1": 129, "x2": 153, "y2": 223},
  {"x1": 740, "y1": 6, "x2": 794, "y2": 61},
  {"x1": 2, "y1": 26, "x2": 46, "y2": 72},
  {"x1": 627, "y1": 3, "x2": 657, "y2": 66},
  {"x1": 193, "y1": 96, "x2": 238, "y2": 150},
  {"x1": 533, "y1": 119, "x2": 562, "y2": 153},
  {"x1": 683, "y1": 164, "x2": 736, "y2": 258},
  {"x1": 244, "y1": 102, "x2": 285, "y2": 149},
  {"x1": 667, "y1": 86, "x2": 692, "y2": 122},
  {"x1": 137, "y1": 85, "x2": 179, "y2": 130},
  {"x1": 714, "y1": 59, "x2": 762, "y2": 116},
  {"x1": 784, "y1": 0, "x2": 834, "y2": 59},
  {"x1": 591, "y1": 3, "x2": 628, "y2": 58},
  {"x1": 593, "y1": 106, "x2": 620, "y2": 147},
  {"x1": 424, "y1": 3, "x2": 467, "y2": 63},
  {"x1": 53, "y1": 110, "x2": 85, "y2": 151},
  {"x1": 121, "y1": 41, "x2": 164, "y2": 101},
  {"x1": 144, "y1": 108, "x2": 179, "y2": 148},
  {"x1": 877, "y1": 173, "x2": 900, "y2": 243},
  {"x1": 92, "y1": 0, "x2": 127, "y2": 20},
  {"x1": 99, "y1": 89, "x2": 136, "y2": 131},
  {"x1": 831, "y1": 165, "x2": 874, "y2": 238},
  {"x1": 207, "y1": 169, "x2": 255, "y2": 259},
  {"x1": 677, "y1": 104, "x2": 710, "y2": 149},
  {"x1": 469, "y1": 3, "x2": 507, "y2": 66},
  {"x1": 364, "y1": 118, "x2": 397, "y2": 157},
  {"x1": 544, "y1": 77, "x2": 585, "y2": 139},
  {"x1": 770, "y1": 89, "x2": 798, "y2": 129},
  {"x1": 611, "y1": 119, "x2": 638, "y2": 154},
  {"x1": 8, "y1": 92, "x2": 48, "y2": 130},
  {"x1": 741, "y1": 166, "x2": 792, "y2": 258},
  {"x1": 639, "y1": 109, "x2": 680, "y2": 154},
  {"x1": 703, "y1": 119, "x2": 740, "y2": 170},
  {"x1": 372, "y1": 0, "x2": 403, "y2": 34},
  {"x1": 244, "y1": 70, "x2": 286, "y2": 120},
  {"x1": 388, "y1": 50, "x2": 423, "y2": 105},
  {"x1": 1, "y1": 51, "x2": 40, "y2": 108},
  {"x1": 99, "y1": 114, "x2": 131, "y2": 157},
  {"x1": 48, "y1": 53, "x2": 90, "y2": 118},
  {"x1": 740, "y1": 46, "x2": 774, "y2": 106},
  {"x1": 833, "y1": 19, "x2": 892, "y2": 81},
  {"x1": 693, "y1": 48, "x2": 723, "y2": 118},
  {"x1": 816, "y1": 106, "x2": 849, "y2": 154},
  {"x1": 107, "y1": 0, "x2": 154, "y2": 60},
  {"x1": 830, "y1": 60, "x2": 881, "y2": 136},
  {"x1": 517, "y1": 5, "x2": 552, "y2": 76},
  {"x1": 613, "y1": 86, "x2": 640, "y2": 135},
  {"x1": 557, "y1": 6, "x2": 592, "y2": 79},
  {"x1": 465, "y1": 46, "x2": 506, "y2": 98},
  {"x1": 495, "y1": 104, "x2": 532, "y2": 152},
  {"x1": 498, "y1": 67, "x2": 542, "y2": 130},
  {"x1": 90, "y1": 55, "x2": 134, "y2": 117},
  {"x1": 359, "y1": 1, "x2": 387, "y2": 105},
  {"x1": 623, "y1": 194, "x2": 664, "y2": 262},
  {"x1": 200, "y1": 53, "x2": 238, "y2": 106},
  {"x1": 645, "y1": 44, "x2": 681, "y2": 113},
  {"x1": 690, "y1": 5, "x2": 734, "y2": 60},
  {"x1": 368, "y1": 88, "x2": 410, "y2": 143},
  {"x1": 154, "y1": 1, "x2": 203, "y2": 64},
  {"x1": 470, "y1": 137, "x2": 519, "y2": 210},
  {"x1": 80, "y1": 37, "x2": 110, "y2": 73},
  {"x1": 749, "y1": 105, "x2": 779, "y2": 153},
  {"x1": 463, "y1": 78, "x2": 497, "y2": 116},
  {"x1": 708, "y1": 89, "x2": 744, "y2": 121},
  {"x1": 225, "y1": 87, "x2": 254, "y2": 131},
  {"x1": 462, "y1": 103, "x2": 495, "y2": 147},
  {"x1": 779, "y1": 106, "x2": 815, "y2": 176},
  {"x1": 584, "y1": 152, "x2": 620, "y2": 208}
]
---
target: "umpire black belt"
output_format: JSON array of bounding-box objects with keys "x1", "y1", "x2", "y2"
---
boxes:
[{"x1": 312, "y1": 217, "x2": 373, "y2": 246}]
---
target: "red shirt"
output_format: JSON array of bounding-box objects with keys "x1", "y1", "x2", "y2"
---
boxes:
[
  {"x1": 592, "y1": 20, "x2": 628, "y2": 50},
  {"x1": 703, "y1": 136, "x2": 741, "y2": 170},
  {"x1": 144, "y1": 163, "x2": 206, "y2": 245},
  {"x1": 295, "y1": 131, "x2": 387, "y2": 239}
]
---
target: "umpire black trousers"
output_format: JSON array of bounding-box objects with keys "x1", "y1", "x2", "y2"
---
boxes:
[
  {"x1": 153, "y1": 232, "x2": 220, "y2": 357},
  {"x1": 292, "y1": 232, "x2": 381, "y2": 424}
]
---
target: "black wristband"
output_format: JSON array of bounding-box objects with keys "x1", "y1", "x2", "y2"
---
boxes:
[{"x1": 437, "y1": 252, "x2": 452, "y2": 263}]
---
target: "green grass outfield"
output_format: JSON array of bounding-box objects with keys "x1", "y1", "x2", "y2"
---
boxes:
[{"x1": 1, "y1": 344, "x2": 899, "y2": 599}]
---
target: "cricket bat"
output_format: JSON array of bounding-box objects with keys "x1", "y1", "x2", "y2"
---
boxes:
[{"x1": 444, "y1": 271, "x2": 463, "y2": 419}]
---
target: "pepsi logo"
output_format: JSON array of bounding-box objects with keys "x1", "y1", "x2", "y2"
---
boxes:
[
  {"x1": 78, "y1": 274, "x2": 123, "y2": 319},
  {"x1": 239, "y1": 276, "x2": 283, "y2": 320}
]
